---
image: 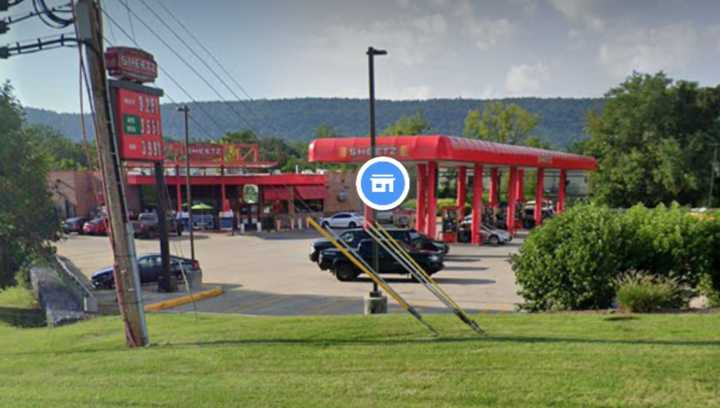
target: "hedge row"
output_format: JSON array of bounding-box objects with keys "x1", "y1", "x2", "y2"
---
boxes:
[{"x1": 512, "y1": 204, "x2": 720, "y2": 311}]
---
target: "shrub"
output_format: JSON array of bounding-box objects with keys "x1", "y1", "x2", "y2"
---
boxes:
[
  {"x1": 615, "y1": 273, "x2": 686, "y2": 313},
  {"x1": 512, "y1": 203, "x2": 720, "y2": 311},
  {"x1": 512, "y1": 204, "x2": 627, "y2": 311}
]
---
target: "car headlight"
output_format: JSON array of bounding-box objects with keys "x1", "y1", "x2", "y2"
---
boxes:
[{"x1": 429, "y1": 255, "x2": 439, "y2": 262}]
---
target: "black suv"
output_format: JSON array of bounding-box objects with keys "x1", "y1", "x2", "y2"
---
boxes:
[
  {"x1": 309, "y1": 228, "x2": 448, "y2": 263},
  {"x1": 318, "y1": 239, "x2": 444, "y2": 281}
]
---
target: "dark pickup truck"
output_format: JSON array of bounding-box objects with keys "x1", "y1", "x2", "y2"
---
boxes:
[
  {"x1": 132, "y1": 212, "x2": 182, "y2": 239},
  {"x1": 309, "y1": 228, "x2": 448, "y2": 263},
  {"x1": 318, "y1": 239, "x2": 444, "y2": 281}
]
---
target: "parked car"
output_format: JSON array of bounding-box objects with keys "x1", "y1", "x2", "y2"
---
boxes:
[
  {"x1": 91, "y1": 254, "x2": 202, "y2": 289},
  {"x1": 480, "y1": 224, "x2": 512, "y2": 245},
  {"x1": 459, "y1": 216, "x2": 512, "y2": 245},
  {"x1": 309, "y1": 228, "x2": 448, "y2": 263},
  {"x1": 319, "y1": 239, "x2": 444, "y2": 281},
  {"x1": 132, "y1": 212, "x2": 182, "y2": 239},
  {"x1": 82, "y1": 218, "x2": 107, "y2": 235},
  {"x1": 63, "y1": 217, "x2": 89, "y2": 234},
  {"x1": 319, "y1": 212, "x2": 365, "y2": 229}
]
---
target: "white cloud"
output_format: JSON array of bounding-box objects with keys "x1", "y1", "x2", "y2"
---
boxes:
[
  {"x1": 597, "y1": 24, "x2": 699, "y2": 78},
  {"x1": 465, "y1": 18, "x2": 515, "y2": 50},
  {"x1": 549, "y1": 0, "x2": 606, "y2": 31},
  {"x1": 505, "y1": 63, "x2": 550, "y2": 95},
  {"x1": 395, "y1": 85, "x2": 433, "y2": 100},
  {"x1": 510, "y1": 0, "x2": 538, "y2": 15}
]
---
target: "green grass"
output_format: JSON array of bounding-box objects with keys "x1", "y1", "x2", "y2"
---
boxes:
[{"x1": 0, "y1": 289, "x2": 719, "y2": 407}]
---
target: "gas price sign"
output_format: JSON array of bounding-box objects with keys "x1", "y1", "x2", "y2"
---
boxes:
[{"x1": 114, "y1": 87, "x2": 163, "y2": 161}]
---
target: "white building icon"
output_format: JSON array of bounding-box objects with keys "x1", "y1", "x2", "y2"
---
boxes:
[{"x1": 370, "y1": 174, "x2": 395, "y2": 193}]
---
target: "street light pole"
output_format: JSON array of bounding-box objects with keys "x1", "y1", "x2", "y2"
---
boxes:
[
  {"x1": 367, "y1": 46, "x2": 387, "y2": 298},
  {"x1": 178, "y1": 105, "x2": 195, "y2": 261}
]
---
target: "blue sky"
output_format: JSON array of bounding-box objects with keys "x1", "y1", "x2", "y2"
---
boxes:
[{"x1": 3, "y1": 0, "x2": 720, "y2": 112}]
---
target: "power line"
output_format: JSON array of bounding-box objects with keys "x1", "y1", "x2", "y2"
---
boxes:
[
  {"x1": 111, "y1": 0, "x2": 257, "y2": 132},
  {"x1": 140, "y1": 0, "x2": 267, "y2": 130},
  {"x1": 155, "y1": 0, "x2": 254, "y2": 102},
  {"x1": 102, "y1": 11, "x2": 226, "y2": 138},
  {"x1": 120, "y1": 0, "x2": 136, "y2": 42}
]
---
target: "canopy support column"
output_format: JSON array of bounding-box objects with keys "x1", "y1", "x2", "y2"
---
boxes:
[
  {"x1": 416, "y1": 163, "x2": 427, "y2": 233},
  {"x1": 507, "y1": 167, "x2": 518, "y2": 233},
  {"x1": 489, "y1": 168, "x2": 499, "y2": 209},
  {"x1": 517, "y1": 169, "x2": 525, "y2": 203},
  {"x1": 471, "y1": 165, "x2": 483, "y2": 245},
  {"x1": 456, "y1": 167, "x2": 467, "y2": 219},
  {"x1": 427, "y1": 161, "x2": 438, "y2": 239},
  {"x1": 534, "y1": 168, "x2": 544, "y2": 226},
  {"x1": 557, "y1": 169, "x2": 566, "y2": 213}
]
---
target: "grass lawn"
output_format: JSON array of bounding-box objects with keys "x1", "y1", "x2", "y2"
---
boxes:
[{"x1": 0, "y1": 288, "x2": 719, "y2": 407}]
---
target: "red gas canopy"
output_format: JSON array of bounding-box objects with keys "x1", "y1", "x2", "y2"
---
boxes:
[{"x1": 308, "y1": 134, "x2": 597, "y2": 171}]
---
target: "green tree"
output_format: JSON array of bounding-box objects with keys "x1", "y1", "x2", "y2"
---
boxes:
[
  {"x1": 463, "y1": 101, "x2": 539, "y2": 145},
  {"x1": 381, "y1": 112, "x2": 431, "y2": 135},
  {"x1": 25, "y1": 125, "x2": 91, "y2": 170},
  {"x1": 219, "y1": 129, "x2": 258, "y2": 144},
  {"x1": 315, "y1": 123, "x2": 337, "y2": 138},
  {"x1": 0, "y1": 83, "x2": 61, "y2": 287},
  {"x1": 585, "y1": 72, "x2": 720, "y2": 207}
]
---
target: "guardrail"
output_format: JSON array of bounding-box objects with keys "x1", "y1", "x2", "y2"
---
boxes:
[{"x1": 54, "y1": 255, "x2": 98, "y2": 313}]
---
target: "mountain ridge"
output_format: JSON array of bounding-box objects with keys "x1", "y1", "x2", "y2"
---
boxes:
[{"x1": 22, "y1": 97, "x2": 603, "y2": 148}]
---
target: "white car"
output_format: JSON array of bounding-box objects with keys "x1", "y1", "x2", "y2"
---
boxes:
[
  {"x1": 480, "y1": 224, "x2": 512, "y2": 245},
  {"x1": 320, "y1": 212, "x2": 365, "y2": 229}
]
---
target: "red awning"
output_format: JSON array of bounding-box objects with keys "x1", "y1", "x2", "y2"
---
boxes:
[
  {"x1": 263, "y1": 186, "x2": 291, "y2": 201},
  {"x1": 295, "y1": 185, "x2": 327, "y2": 200},
  {"x1": 308, "y1": 134, "x2": 597, "y2": 171}
]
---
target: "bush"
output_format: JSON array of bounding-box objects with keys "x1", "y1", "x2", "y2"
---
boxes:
[
  {"x1": 616, "y1": 273, "x2": 686, "y2": 313},
  {"x1": 512, "y1": 203, "x2": 720, "y2": 311},
  {"x1": 512, "y1": 204, "x2": 627, "y2": 311}
]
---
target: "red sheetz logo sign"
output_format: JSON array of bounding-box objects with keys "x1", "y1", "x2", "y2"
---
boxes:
[
  {"x1": 105, "y1": 47, "x2": 158, "y2": 83},
  {"x1": 340, "y1": 146, "x2": 409, "y2": 159}
]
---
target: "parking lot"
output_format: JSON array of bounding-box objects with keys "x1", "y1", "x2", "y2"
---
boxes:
[{"x1": 56, "y1": 230, "x2": 523, "y2": 315}]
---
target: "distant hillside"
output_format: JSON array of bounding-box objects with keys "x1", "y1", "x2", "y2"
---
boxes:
[{"x1": 23, "y1": 97, "x2": 603, "y2": 148}]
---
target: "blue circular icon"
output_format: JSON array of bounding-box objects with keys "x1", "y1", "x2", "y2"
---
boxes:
[{"x1": 355, "y1": 156, "x2": 410, "y2": 211}]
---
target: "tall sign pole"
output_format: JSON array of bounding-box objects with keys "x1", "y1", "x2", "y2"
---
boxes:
[
  {"x1": 178, "y1": 105, "x2": 195, "y2": 260},
  {"x1": 366, "y1": 46, "x2": 387, "y2": 311},
  {"x1": 76, "y1": 0, "x2": 148, "y2": 347}
]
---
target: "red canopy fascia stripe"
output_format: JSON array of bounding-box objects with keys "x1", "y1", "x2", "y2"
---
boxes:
[{"x1": 308, "y1": 134, "x2": 597, "y2": 171}]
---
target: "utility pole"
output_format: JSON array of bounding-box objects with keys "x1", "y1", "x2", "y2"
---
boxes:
[
  {"x1": 178, "y1": 105, "x2": 195, "y2": 260},
  {"x1": 76, "y1": 0, "x2": 148, "y2": 347},
  {"x1": 366, "y1": 46, "x2": 386, "y2": 310}
]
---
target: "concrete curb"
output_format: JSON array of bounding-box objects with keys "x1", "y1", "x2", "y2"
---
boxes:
[{"x1": 144, "y1": 287, "x2": 224, "y2": 312}]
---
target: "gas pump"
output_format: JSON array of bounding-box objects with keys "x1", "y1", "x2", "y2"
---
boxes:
[{"x1": 440, "y1": 206, "x2": 459, "y2": 243}]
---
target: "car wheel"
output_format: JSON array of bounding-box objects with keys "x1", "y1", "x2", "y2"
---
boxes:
[
  {"x1": 488, "y1": 235, "x2": 500, "y2": 246},
  {"x1": 335, "y1": 264, "x2": 359, "y2": 282},
  {"x1": 348, "y1": 222, "x2": 356, "y2": 228}
]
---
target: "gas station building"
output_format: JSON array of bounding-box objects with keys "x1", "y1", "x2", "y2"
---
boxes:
[{"x1": 308, "y1": 134, "x2": 597, "y2": 242}]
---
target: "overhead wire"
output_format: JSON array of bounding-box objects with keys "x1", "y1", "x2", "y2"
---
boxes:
[
  {"x1": 136, "y1": 0, "x2": 268, "y2": 133},
  {"x1": 112, "y1": 0, "x2": 258, "y2": 133},
  {"x1": 155, "y1": 0, "x2": 255, "y2": 103},
  {"x1": 101, "y1": 10, "x2": 226, "y2": 138}
]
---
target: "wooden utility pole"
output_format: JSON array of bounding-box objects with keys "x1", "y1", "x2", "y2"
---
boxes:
[{"x1": 76, "y1": 0, "x2": 148, "y2": 347}]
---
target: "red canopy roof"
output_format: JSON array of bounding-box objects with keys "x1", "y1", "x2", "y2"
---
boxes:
[{"x1": 308, "y1": 134, "x2": 597, "y2": 171}]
